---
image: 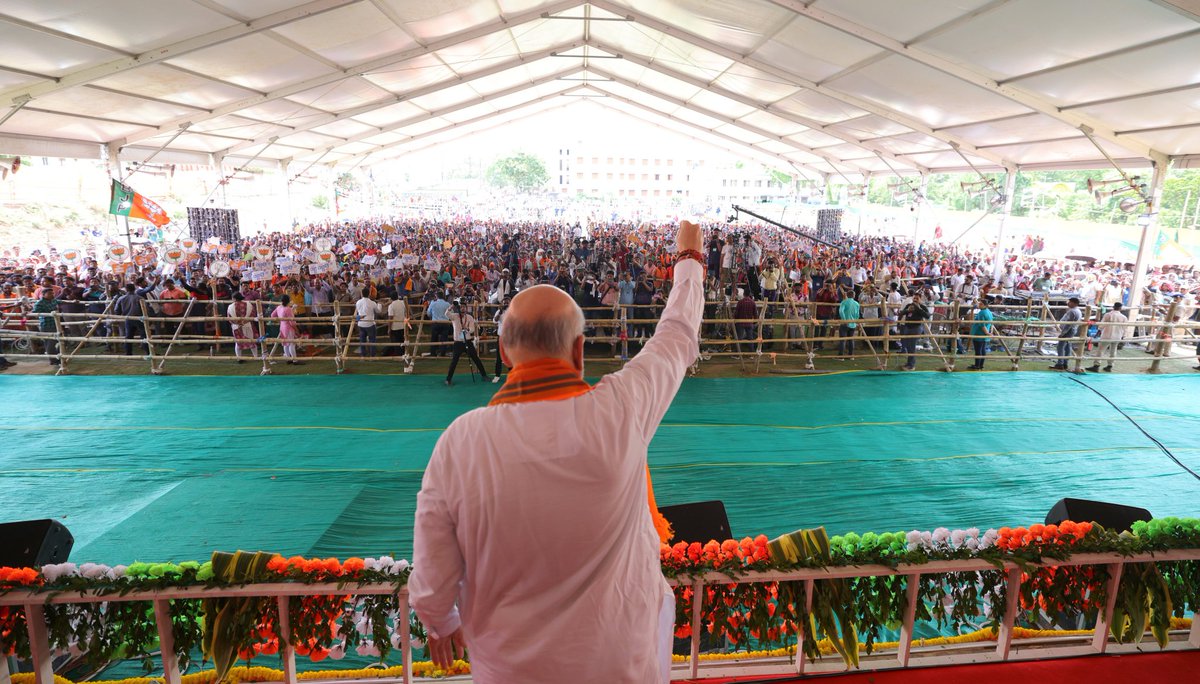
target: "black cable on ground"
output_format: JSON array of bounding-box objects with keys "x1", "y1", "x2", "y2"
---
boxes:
[{"x1": 1067, "y1": 375, "x2": 1200, "y2": 483}]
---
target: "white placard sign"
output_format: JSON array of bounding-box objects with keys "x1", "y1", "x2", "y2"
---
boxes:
[
  {"x1": 423, "y1": 256, "x2": 439, "y2": 272},
  {"x1": 385, "y1": 258, "x2": 402, "y2": 269},
  {"x1": 207, "y1": 260, "x2": 231, "y2": 278},
  {"x1": 381, "y1": 244, "x2": 393, "y2": 254},
  {"x1": 361, "y1": 255, "x2": 377, "y2": 266},
  {"x1": 281, "y1": 264, "x2": 300, "y2": 276},
  {"x1": 309, "y1": 262, "x2": 329, "y2": 275},
  {"x1": 300, "y1": 248, "x2": 317, "y2": 263},
  {"x1": 341, "y1": 242, "x2": 356, "y2": 254},
  {"x1": 314, "y1": 237, "x2": 333, "y2": 251},
  {"x1": 401, "y1": 254, "x2": 418, "y2": 266}
]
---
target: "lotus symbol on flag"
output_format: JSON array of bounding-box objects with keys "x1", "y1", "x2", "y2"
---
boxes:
[
  {"x1": 254, "y1": 244, "x2": 273, "y2": 260},
  {"x1": 181, "y1": 238, "x2": 197, "y2": 250},
  {"x1": 107, "y1": 245, "x2": 128, "y2": 262},
  {"x1": 317, "y1": 249, "x2": 335, "y2": 262},
  {"x1": 162, "y1": 246, "x2": 185, "y2": 264},
  {"x1": 61, "y1": 249, "x2": 81, "y2": 266}
]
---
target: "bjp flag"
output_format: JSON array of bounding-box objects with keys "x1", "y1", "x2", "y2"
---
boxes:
[{"x1": 109, "y1": 179, "x2": 170, "y2": 227}]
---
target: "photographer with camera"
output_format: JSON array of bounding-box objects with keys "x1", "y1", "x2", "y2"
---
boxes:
[{"x1": 445, "y1": 296, "x2": 490, "y2": 386}]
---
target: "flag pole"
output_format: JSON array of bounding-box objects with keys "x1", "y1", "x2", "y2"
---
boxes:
[{"x1": 123, "y1": 215, "x2": 136, "y2": 283}]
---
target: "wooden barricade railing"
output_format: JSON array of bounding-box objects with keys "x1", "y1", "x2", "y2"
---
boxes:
[{"x1": 1, "y1": 296, "x2": 1197, "y2": 375}]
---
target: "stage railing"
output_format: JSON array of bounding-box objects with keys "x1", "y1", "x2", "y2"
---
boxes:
[
  {"x1": 1, "y1": 295, "x2": 1196, "y2": 375},
  {"x1": 0, "y1": 582, "x2": 413, "y2": 684},
  {"x1": 1, "y1": 550, "x2": 1196, "y2": 683},
  {"x1": 667, "y1": 549, "x2": 1200, "y2": 680}
]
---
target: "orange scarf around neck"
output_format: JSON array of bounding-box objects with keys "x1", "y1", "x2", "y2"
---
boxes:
[{"x1": 488, "y1": 357, "x2": 673, "y2": 544}]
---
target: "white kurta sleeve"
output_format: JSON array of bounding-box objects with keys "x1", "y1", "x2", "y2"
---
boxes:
[
  {"x1": 409, "y1": 441, "x2": 465, "y2": 638},
  {"x1": 605, "y1": 259, "x2": 705, "y2": 441}
]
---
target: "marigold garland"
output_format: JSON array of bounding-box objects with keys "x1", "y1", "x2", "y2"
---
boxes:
[{"x1": 2, "y1": 519, "x2": 1198, "y2": 675}]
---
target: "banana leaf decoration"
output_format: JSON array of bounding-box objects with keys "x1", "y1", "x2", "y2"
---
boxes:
[
  {"x1": 201, "y1": 551, "x2": 278, "y2": 682},
  {"x1": 768, "y1": 527, "x2": 860, "y2": 668},
  {"x1": 1109, "y1": 562, "x2": 1173, "y2": 648}
]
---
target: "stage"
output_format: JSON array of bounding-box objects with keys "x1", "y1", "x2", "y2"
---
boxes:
[{"x1": 3, "y1": 372, "x2": 1198, "y2": 565}]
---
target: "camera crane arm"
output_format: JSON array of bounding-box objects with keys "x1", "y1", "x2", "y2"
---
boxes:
[{"x1": 731, "y1": 205, "x2": 837, "y2": 248}]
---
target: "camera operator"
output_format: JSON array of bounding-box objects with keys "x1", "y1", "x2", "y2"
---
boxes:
[
  {"x1": 445, "y1": 297, "x2": 490, "y2": 385},
  {"x1": 898, "y1": 292, "x2": 931, "y2": 371}
]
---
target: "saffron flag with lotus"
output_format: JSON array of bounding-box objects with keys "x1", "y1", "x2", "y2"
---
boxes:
[{"x1": 109, "y1": 179, "x2": 170, "y2": 227}]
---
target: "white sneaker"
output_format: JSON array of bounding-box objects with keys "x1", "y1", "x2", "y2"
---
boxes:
[{"x1": 492, "y1": 376, "x2": 501, "y2": 383}]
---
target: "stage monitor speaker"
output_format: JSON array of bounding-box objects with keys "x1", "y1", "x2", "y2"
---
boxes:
[
  {"x1": 659, "y1": 500, "x2": 731, "y2": 544},
  {"x1": 0, "y1": 519, "x2": 74, "y2": 567},
  {"x1": 1045, "y1": 498, "x2": 1151, "y2": 532}
]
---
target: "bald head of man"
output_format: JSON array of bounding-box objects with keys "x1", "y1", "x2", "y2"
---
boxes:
[{"x1": 500, "y1": 284, "x2": 586, "y2": 372}]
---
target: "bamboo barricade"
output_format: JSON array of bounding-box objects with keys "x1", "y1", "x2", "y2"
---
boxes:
[
  {"x1": 49, "y1": 311, "x2": 65, "y2": 374},
  {"x1": 882, "y1": 300, "x2": 893, "y2": 370},
  {"x1": 1149, "y1": 299, "x2": 1181, "y2": 374},
  {"x1": 331, "y1": 306, "x2": 344, "y2": 374},
  {"x1": 1, "y1": 296, "x2": 1197, "y2": 374},
  {"x1": 138, "y1": 300, "x2": 157, "y2": 374},
  {"x1": 1070, "y1": 305, "x2": 1092, "y2": 374},
  {"x1": 154, "y1": 299, "x2": 196, "y2": 375},
  {"x1": 256, "y1": 300, "x2": 271, "y2": 376},
  {"x1": 753, "y1": 300, "x2": 769, "y2": 373},
  {"x1": 61, "y1": 299, "x2": 114, "y2": 369},
  {"x1": 948, "y1": 301, "x2": 962, "y2": 371}
]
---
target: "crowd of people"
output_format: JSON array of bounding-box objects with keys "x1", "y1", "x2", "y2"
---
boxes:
[{"x1": 1, "y1": 215, "x2": 1198, "y2": 376}]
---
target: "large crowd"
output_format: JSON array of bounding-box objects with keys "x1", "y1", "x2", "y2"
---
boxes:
[{"x1": 1, "y1": 216, "x2": 1198, "y2": 376}]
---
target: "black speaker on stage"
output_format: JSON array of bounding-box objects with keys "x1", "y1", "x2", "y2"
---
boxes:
[
  {"x1": 0, "y1": 519, "x2": 74, "y2": 567},
  {"x1": 659, "y1": 500, "x2": 731, "y2": 544},
  {"x1": 1045, "y1": 498, "x2": 1151, "y2": 533}
]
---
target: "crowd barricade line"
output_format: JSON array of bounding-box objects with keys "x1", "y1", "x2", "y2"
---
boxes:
[{"x1": 0, "y1": 297, "x2": 1196, "y2": 375}]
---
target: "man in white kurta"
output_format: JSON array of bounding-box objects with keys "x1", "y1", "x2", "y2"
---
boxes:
[{"x1": 410, "y1": 223, "x2": 705, "y2": 684}]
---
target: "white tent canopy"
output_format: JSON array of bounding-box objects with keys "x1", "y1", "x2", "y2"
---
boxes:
[{"x1": 1, "y1": 0, "x2": 1199, "y2": 179}]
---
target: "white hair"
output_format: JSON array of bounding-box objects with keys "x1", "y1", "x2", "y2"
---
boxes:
[{"x1": 500, "y1": 303, "x2": 585, "y2": 357}]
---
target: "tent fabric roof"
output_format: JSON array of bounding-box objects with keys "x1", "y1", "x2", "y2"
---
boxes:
[{"x1": 2, "y1": 0, "x2": 1199, "y2": 179}]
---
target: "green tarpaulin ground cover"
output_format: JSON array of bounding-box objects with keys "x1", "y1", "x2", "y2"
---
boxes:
[{"x1": 2, "y1": 372, "x2": 1197, "y2": 565}]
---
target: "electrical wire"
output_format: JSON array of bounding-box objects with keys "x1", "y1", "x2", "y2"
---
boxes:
[{"x1": 1067, "y1": 375, "x2": 1200, "y2": 483}]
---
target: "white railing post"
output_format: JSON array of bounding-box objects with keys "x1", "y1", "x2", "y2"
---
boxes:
[
  {"x1": 794, "y1": 579, "x2": 814, "y2": 676},
  {"x1": 896, "y1": 573, "x2": 922, "y2": 666},
  {"x1": 996, "y1": 567, "x2": 1023, "y2": 660},
  {"x1": 689, "y1": 580, "x2": 703, "y2": 680},
  {"x1": 22, "y1": 604, "x2": 53, "y2": 684},
  {"x1": 276, "y1": 596, "x2": 297, "y2": 684},
  {"x1": 153, "y1": 599, "x2": 181, "y2": 684},
  {"x1": 1, "y1": 651, "x2": 11, "y2": 684},
  {"x1": 399, "y1": 590, "x2": 412, "y2": 684},
  {"x1": 1092, "y1": 562, "x2": 1124, "y2": 653}
]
